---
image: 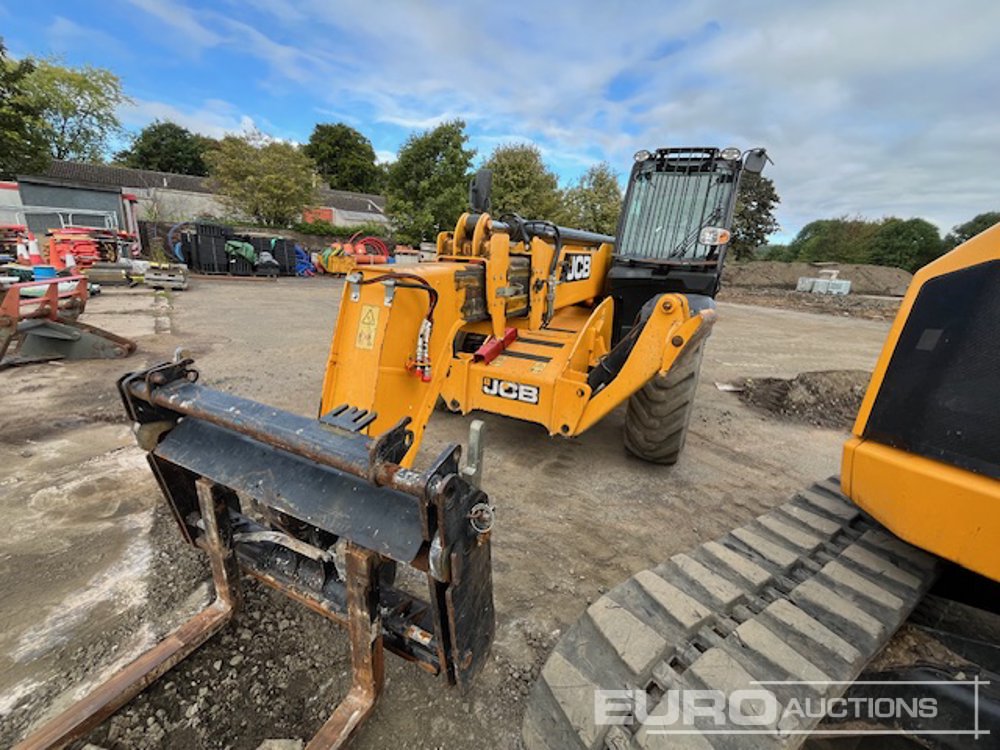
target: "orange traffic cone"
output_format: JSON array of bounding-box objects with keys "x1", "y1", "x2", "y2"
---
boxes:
[{"x1": 27, "y1": 234, "x2": 43, "y2": 266}]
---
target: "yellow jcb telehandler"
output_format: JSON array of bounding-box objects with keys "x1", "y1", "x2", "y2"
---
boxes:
[
  {"x1": 321, "y1": 147, "x2": 769, "y2": 466},
  {"x1": 12, "y1": 146, "x2": 768, "y2": 750}
]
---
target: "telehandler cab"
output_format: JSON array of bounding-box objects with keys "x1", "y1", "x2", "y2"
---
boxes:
[{"x1": 321, "y1": 146, "x2": 768, "y2": 465}]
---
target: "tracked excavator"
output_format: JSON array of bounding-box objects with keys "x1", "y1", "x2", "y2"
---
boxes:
[{"x1": 524, "y1": 223, "x2": 1000, "y2": 749}]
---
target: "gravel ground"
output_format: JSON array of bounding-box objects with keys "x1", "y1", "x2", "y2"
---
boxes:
[{"x1": 0, "y1": 278, "x2": 893, "y2": 749}]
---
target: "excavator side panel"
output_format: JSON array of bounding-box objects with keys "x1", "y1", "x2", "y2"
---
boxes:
[
  {"x1": 524, "y1": 226, "x2": 998, "y2": 750},
  {"x1": 842, "y1": 223, "x2": 1000, "y2": 581}
]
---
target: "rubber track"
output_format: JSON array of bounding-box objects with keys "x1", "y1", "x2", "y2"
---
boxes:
[
  {"x1": 623, "y1": 342, "x2": 704, "y2": 464},
  {"x1": 523, "y1": 478, "x2": 939, "y2": 750}
]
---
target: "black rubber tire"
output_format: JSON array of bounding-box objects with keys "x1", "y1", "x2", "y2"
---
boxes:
[{"x1": 623, "y1": 341, "x2": 704, "y2": 464}]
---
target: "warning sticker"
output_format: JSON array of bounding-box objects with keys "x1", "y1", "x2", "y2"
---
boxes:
[{"x1": 355, "y1": 304, "x2": 380, "y2": 350}]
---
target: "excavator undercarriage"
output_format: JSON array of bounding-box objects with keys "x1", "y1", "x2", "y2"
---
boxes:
[{"x1": 523, "y1": 480, "x2": 942, "y2": 750}]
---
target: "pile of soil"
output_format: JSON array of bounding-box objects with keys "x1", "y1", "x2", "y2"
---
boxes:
[
  {"x1": 737, "y1": 370, "x2": 872, "y2": 429},
  {"x1": 723, "y1": 261, "x2": 913, "y2": 297},
  {"x1": 718, "y1": 287, "x2": 902, "y2": 321}
]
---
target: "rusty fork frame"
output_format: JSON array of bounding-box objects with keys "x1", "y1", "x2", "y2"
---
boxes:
[
  {"x1": 308, "y1": 546, "x2": 384, "y2": 749},
  {"x1": 0, "y1": 276, "x2": 84, "y2": 362},
  {"x1": 17, "y1": 487, "x2": 392, "y2": 750},
  {"x1": 17, "y1": 357, "x2": 493, "y2": 749}
]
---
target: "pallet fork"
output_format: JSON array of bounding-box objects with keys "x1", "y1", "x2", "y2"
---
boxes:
[
  {"x1": 0, "y1": 276, "x2": 136, "y2": 367},
  {"x1": 16, "y1": 357, "x2": 495, "y2": 749}
]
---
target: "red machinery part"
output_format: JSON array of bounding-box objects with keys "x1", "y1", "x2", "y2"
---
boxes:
[
  {"x1": 1, "y1": 275, "x2": 90, "y2": 320},
  {"x1": 346, "y1": 233, "x2": 390, "y2": 258},
  {"x1": 473, "y1": 327, "x2": 518, "y2": 364},
  {"x1": 47, "y1": 227, "x2": 131, "y2": 270},
  {"x1": 49, "y1": 229, "x2": 100, "y2": 270}
]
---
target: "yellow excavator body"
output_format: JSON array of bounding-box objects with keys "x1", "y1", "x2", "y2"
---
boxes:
[{"x1": 842, "y1": 222, "x2": 1000, "y2": 581}]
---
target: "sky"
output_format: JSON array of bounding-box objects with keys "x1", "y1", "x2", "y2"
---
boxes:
[{"x1": 2, "y1": 0, "x2": 999, "y2": 241}]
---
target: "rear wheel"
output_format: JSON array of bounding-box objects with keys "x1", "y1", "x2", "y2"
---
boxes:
[{"x1": 623, "y1": 341, "x2": 704, "y2": 464}]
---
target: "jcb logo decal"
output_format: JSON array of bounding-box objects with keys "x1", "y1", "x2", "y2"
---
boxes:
[
  {"x1": 562, "y1": 253, "x2": 592, "y2": 282},
  {"x1": 482, "y1": 377, "x2": 539, "y2": 405}
]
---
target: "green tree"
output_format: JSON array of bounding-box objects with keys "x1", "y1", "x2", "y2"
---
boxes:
[
  {"x1": 206, "y1": 130, "x2": 317, "y2": 226},
  {"x1": 385, "y1": 120, "x2": 474, "y2": 244},
  {"x1": 786, "y1": 217, "x2": 883, "y2": 264},
  {"x1": 563, "y1": 162, "x2": 621, "y2": 234},
  {"x1": 0, "y1": 41, "x2": 50, "y2": 177},
  {"x1": 483, "y1": 143, "x2": 563, "y2": 220},
  {"x1": 22, "y1": 58, "x2": 127, "y2": 161},
  {"x1": 730, "y1": 174, "x2": 780, "y2": 260},
  {"x1": 115, "y1": 120, "x2": 215, "y2": 175},
  {"x1": 376, "y1": 161, "x2": 391, "y2": 193},
  {"x1": 303, "y1": 123, "x2": 382, "y2": 193},
  {"x1": 943, "y1": 211, "x2": 1000, "y2": 250},
  {"x1": 869, "y1": 217, "x2": 942, "y2": 272},
  {"x1": 758, "y1": 243, "x2": 792, "y2": 261}
]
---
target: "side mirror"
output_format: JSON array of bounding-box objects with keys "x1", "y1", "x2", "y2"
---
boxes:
[
  {"x1": 469, "y1": 169, "x2": 493, "y2": 213},
  {"x1": 742, "y1": 148, "x2": 770, "y2": 175}
]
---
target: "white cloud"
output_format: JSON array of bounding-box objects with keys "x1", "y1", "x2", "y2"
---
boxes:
[
  {"x1": 120, "y1": 98, "x2": 257, "y2": 139},
  {"x1": 377, "y1": 112, "x2": 474, "y2": 130},
  {"x1": 45, "y1": 16, "x2": 129, "y2": 57},
  {"x1": 313, "y1": 107, "x2": 361, "y2": 126},
  {"x1": 467, "y1": 133, "x2": 598, "y2": 176},
  {"x1": 216, "y1": 17, "x2": 330, "y2": 85},
  {"x1": 122, "y1": 0, "x2": 1000, "y2": 235},
  {"x1": 227, "y1": 0, "x2": 308, "y2": 24},
  {"x1": 126, "y1": 0, "x2": 222, "y2": 49}
]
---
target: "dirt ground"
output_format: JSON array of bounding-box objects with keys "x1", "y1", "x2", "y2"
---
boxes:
[
  {"x1": 0, "y1": 279, "x2": 893, "y2": 749},
  {"x1": 737, "y1": 369, "x2": 872, "y2": 429},
  {"x1": 717, "y1": 286, "x2": 902, "y2": 320},
  {"x1": 722, "y1": 260, "x2": 913, "y2": 296}
]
